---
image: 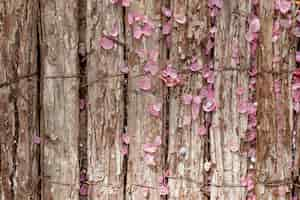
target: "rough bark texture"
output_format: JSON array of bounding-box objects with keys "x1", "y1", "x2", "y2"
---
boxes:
[
  {"x1": 256, "y1": 1, "x2": 292, "y2": 199},
  {"x1": 167, "y1": 0, "x2": 208, "y2": 199},
  {"x1": 0, "y1": 1, "x2": 39, "y2": 199},
  {"x1": 125, "y1": 1, "x2": 165, "y2": 199},
  {"x1": 210, "y1": 0, "x2": 250, "y2": 199},
  {"x1": 86, "y1": 0, "x2": 125, "y2": 199},
  {"x1": 39, "y1": 1, "x2": 79, "y2": 199}
]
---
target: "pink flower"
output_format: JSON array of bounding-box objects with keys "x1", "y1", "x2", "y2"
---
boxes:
[
  {"x1": 208, "y1": 0, "x2": 223, "y2": 8},
  {"x1": 119, "y1": 64, "x2": 129, "y2": 74},
  {"x1": 122, "y1": 134, "x2": 130, "y2": 145},
  {"x1": 133, "y1": 25, "x2": 143, "y2": 39},
  {"x1": 236, "y1": 87, "x2": 245, "y2": 96},
  {"x1": 276, "y1": 0, "x2": 291, "y2": 14},
  {"x1": 162, "y1": 7, "x2": 172, "y2": 17},
  {"x1": 249, "y1": 17, "x2": 260, "y2": 33},
  {"x1": 198, "y1": 127, "x2": 207, "y2": 136},
  {"x1": 182, "y1": 94, "x2": 193, "y2": 105},
  {"x1": 162, "y1": 20, "x2": 172, "y2": 35},
  {"x1": 297, "y1": 52, "x2": 300, "y2": 63},
  {"x1": 143, "y1": 143, "x2": 158, "y2": 153},
  {"x1": 160, "y1": 66, "x2": 182, "y2": 87},
  {"x1": 80, "y1": 99, "x2": 85, "y2": 110},
  {"x1": 144, "y1": 60, "x2": 159, "y2": 75},
  {"x1": 144, "y1": 153, "x2": 156, "y2": 166},
  {"x1": 159, "y1": 185, "x2": 169, "y2": 195},
  {"x1": 121, "y1": 145, "x2": 128, "y2": 155},
  {"x1": 203, "y1": 99, "x2": 217, "y2": 112},
  {"x1": 148, "y1": 102, "x2": 162, "y2": 117},
  {"x1": 153, "y1": 136, "x2": 162, "y2": 146},
  {"x1": 33, "y1": 135, "x2": 41, "y2": 144},
  {"x1": 189, "y1": 58, "x2": 201, "y2": 72},
  {"x1": 138, "y1": 76, "x2": 152, "y2": 91},
  {"x1": 99, "y1": 36, "x2": 114, "y2": 50}
]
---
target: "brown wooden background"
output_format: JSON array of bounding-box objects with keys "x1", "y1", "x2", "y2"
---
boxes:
[{"x1": 0, "y1": 0, "x2": 299, "y2": 199}]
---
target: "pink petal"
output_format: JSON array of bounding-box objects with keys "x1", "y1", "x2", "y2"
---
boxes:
[
  {"x1": 280, "y1": 18, "x2": 292, "y2": 29},
  {"x1": 236, "y1": 87, "x2": 245, "y2": 96},
  {"x1": 79, "y1": 184, "x2": 88, "y2": 196},
  {"x1": 153, "y1": 136, "x2": 162, "y2": 146},
  {"x1": 238, "y1": 101, "x2": 249, "y2": 114},
  {"x1": 122, "y1": 134, "x2": 130, "y2": 144},
  {"x1": 110, "y1": 23, "x2": 119, "y2": 37},
  {"x1": 203, "y1": 99, "x2": 217, "y2": 112},
  {"x1": 128, "y1": 12, "x2": 134, "y2": 25},
  {"x1": 133, "y1": 25, "x2": 143, "y2": 39},
  {"x1": 138, "y1": 76, "x2": 152, "y2": 91},
  {"x1": 148, "y1": 50, "x2": 159, "y2": 62},
  {"x1": 189, "y1": 60, "x2": 201, "y2": 72},
  {"x1": 162, "y1": 6, "x2": 172, "y2": 17},
  {"x1": 121, "y1": 145, "x2": 128, "y2": 155},
  {"x1": 182, "y1": 94, "x2": 193, "y2": 105},
  {"x1": 278, "y1": 0, "x2": 291, "y2": 14},
  {"x1": 121, "y1": 0, "x2": 131, "y2": 7},
  {"x1": 162, "y1": 20, "x2": 172, "y2": 35},
  {"x1": 198, "y1": 127, "x2": 207, "y2": 136},
  {"x1": 193, "y1": 95, "x2": 202, "y2": 105},
  {"x1": 148, "y1": 103, "x2": 162, "y2": 117},
  {"x1": 143, "y1": 143, "x2": 158, "y2": 153},
  {"x1": 80, "y1": 99, "x2": 86, "y2": 110},
  {"x1": 144, "y1": 153, "x2": 156, "y2": 166},
  {"x1": 174, "y1": 14, "x2": 187, "y2": 24},
  {"x1": 159, "y1": 185, "x2": 169, "y2": 195},
  {"x1": 144, "y1": 60, "x2": 159, "y2": 75},
  {"x1": 99, "y1": 37, "x2": 114, "y2": 50},
  {"x1": 142, "y1": 23, "x2": 154, "y2": 37},
  {"x1": 249, "y1": 17, "x2": 260, "y2": 33},
  {"x1": 33, "y1": 135, "x2": 41, "y2": 144},
  {"x1": 119, "y1": 64, "x2": 129, "y2": 74},
  {"x1": 296, "y1": 52, "x2": 300, "y2": 63},
  {"x1": 209, "y1": 0, "x2": 223, "y2": 8}
]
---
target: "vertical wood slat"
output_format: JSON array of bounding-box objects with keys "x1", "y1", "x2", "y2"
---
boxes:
[
  {"x1": 86, "y1": 0, "x2": 125, "y2": 199},
  {"x1": 210, "y1": 0, "x2": 250, "y2": 199},
  {"x1": 256, "y1": 1, "x2": 292, "y2": 199},
  {"x1": 0, "y1": 1, "x2": 39, "y2": 199},
  {"x1": 125, "y1": 1, "x2": 165, "y2": 199},
  {"x1": 273, "y1": 4, "x2": 295, "y2": 199},
  {"x1": 40, "y1": 0, "x2": 79, "y2": 199},
  {"x1": 167, "y1": 0, "x2": 208, "y2": 199}
]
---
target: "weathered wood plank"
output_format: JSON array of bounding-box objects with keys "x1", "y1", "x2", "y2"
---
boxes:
[
  {"x1": 125, "y1": 0, "x2": 165, "y2": 199},
  {"x1": 167, "y1": 0, "x2": 208, "y2": 199},
  {"x1": 0, "y1": 1, "x2": 39, "y2": 199},
  {"x1": 86, "y1": 0, "x2": 125, "y2": 199},
  {"x1": 256, "y1": 1, "x2": 292, "y2": 199},
  {"x1": 40, "y1": 0, "x2": 79, "y2": 199},
  {"x1": 210, "y1": 0, "x2": 250, "y2": 199}
]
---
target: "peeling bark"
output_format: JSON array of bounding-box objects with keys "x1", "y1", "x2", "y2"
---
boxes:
[
  {"x1": 86, "y1": 0, "x2": 125, "y2": 199},
  {"x1": 0, "y1": 0, "x2": 39, "y2": 199},
  {"x1": 40, "y1": 0, "x2": 79, "y2": 199},
  {"x1": 125, "y1": 1, "x2": 165, "y2": 199},
  {"x1": 167, "y1": 0, "x2": 208, "y2": 199},
  {"x1": 210, "y1": 0, "x2": 250, "y2": 199}
]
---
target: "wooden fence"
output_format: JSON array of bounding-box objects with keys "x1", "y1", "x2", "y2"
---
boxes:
[{"x1": 0, "y1": 0, "x2": 300, "y2": 199}]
